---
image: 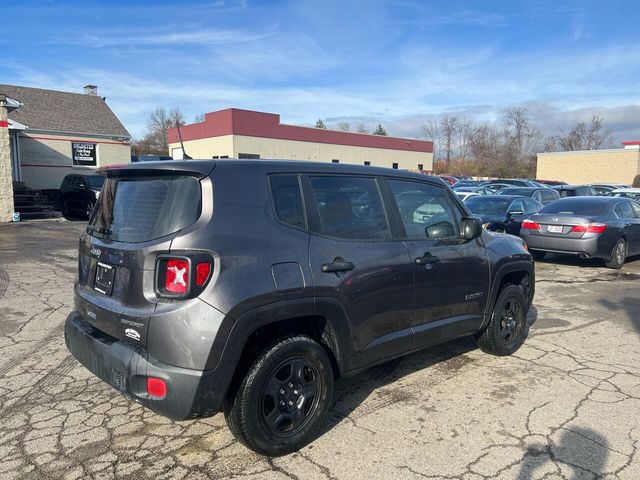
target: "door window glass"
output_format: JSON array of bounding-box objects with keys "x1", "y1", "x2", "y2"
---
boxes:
[
  {"x1": 523, "y1": 198, "x2": 540, "y2": 213},
  {"x1": 509, "y1": 199, "x2": 526, "y2": 214},
  {"x1": 309, "y1": 176, "x2": 389, "y2": 239},
  {"x1": 631, "y1": 202, "x2": 640, "y2": 217},
  {"x1": 388, "y1": 180, "x2": 458, "y2": 240}
]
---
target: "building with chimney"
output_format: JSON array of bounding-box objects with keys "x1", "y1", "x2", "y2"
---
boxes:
[{"x1": 0, "y1": 84, "x2": 131, "y2": 204}]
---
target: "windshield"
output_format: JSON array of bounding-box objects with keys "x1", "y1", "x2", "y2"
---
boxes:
[
  {"x1": 465, "y1": 197, "x2": 512, "y2": 215},
  {"x1": 540, "y1": 199, "x2": 608, "y2": 216},
  {"x1": 86, "y1": 175, "x2": 105, "y2": 189},
  {"x1": 497, "y1": 188, "x2": 531, "y2": 196},
  {"x1": 88, "y1": 175, "x2": 201, "y2": 243}
]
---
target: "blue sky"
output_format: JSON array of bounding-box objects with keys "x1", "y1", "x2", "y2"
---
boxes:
[{"x1": 2, "y1": 0, "x2": 640, "y2": 142}]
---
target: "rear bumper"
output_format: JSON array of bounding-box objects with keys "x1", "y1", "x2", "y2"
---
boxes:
[
  {"x1": 522, "y1": 233, "x2": 608, "y2": 258},
  {"x1": 65, "y1": 311, "x2": 225, "y2": 420}
]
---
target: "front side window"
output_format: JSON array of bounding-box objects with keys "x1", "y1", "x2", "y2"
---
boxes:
[
  {"x1": 269, "y1": 175, "x2": 305, "y2": 229},
  {"x1": 308, "y1": 176, "x2": 389, "y2": 240},
  {"x1": 388, "y1": 180, "x2": 458, "y2": 240},
  {"x1": 523, "y1": 198, "x2": 540, "y2": 213}
]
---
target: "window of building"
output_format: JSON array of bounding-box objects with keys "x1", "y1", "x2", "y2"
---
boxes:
[
  {"x1": 392, "y1": 163, "x2": 398, "y2": 169},
  {"x1": 418, "y1": 164, "x2": 423, "y2": 171},
  {"x1": 332, "y1": 159, "x2": 340, "y2": 164},
  {"x1": 387, "y1": 180, "x2": 458, "y2": 240},
  {"x1": 238, "y1": 153, "x2": 260, "y2": 159},
  {"x1": 269, "y1": 175, "x2": 306, "y2": 229},
  {"x1": 364, "y1": 161, "x2": 371, "y2": 166},
  {"x1": 220, "y1": 155, "x2": 229, "y2": 158},
  {"x1": 308, "y1": 176, "x2": 390, "y2": 240}
]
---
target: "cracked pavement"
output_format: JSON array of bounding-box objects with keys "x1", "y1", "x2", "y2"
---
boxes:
[{"x1": 1, "y1": 219, "x2": 639, "y2": 479}]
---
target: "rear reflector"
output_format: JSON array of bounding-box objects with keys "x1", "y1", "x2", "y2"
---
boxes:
[
  {"x1": 195, "y1": 262, "x2": 211, "y2": 286},
  {"x1": 165, "y1": 259, "x2": 189, "y2": 294},
  {"x1": 571, "y1": 223, "x2": 607, "y2": 234},
  {"x1": 522, "y1": 219, "x2": 541, "y2": 230},
  {"x1": 147, "y1": 377, "x2": 167, "y2": 398}
]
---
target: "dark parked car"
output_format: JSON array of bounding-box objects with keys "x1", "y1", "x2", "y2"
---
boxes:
[
  {"x1": 552, "y1": 184, "x2": 597, "y2": 197},
  {"x1": 65, "y1": 160, "x2": 535, "y2": 456},
  {"x1": 496, "y1": 187, "x2": 560, "y2": 205},
  {"x1": 483, "y1": 179, "x2": 540, "y2": 188},
  {"x1": 60, "y1": 173, "x2": 105, "y2": 219},
  {"x1": 536, "y1": 179, "x2": 567, "y2": 186},
  {"x1": 590, "y1": 184, "x2": 630, "y2": 196},
  {"x1": 521, "y1": 197, "x2": 640, "y2": 268},
  {"x1": 465, "y1": 195, "x2": 542, "y2": 235}
]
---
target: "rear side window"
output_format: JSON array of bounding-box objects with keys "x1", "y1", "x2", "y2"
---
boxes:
[
  {"x1": 308, "y1": 176, "x2": 389, "y2": 240},
  {"x1": 614, "y1": 201, "x2": 635, "y2": 219},
  {"x1": 89, "y1": 175, "x2": 201, "y2": 243},
  {"x1": 269, "y1": 175, "x2": 305, "y2": 229},
  {"x1": 388, "y1": 179, "x2": 459, "y2": 240}
]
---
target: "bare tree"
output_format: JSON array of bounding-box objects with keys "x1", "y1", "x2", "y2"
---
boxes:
[
  {"x1": 554, "y1": 114, "x2": 613, "y2": 151},
  {"x1": 194, "y1": 113, "x2": 205, "y2": 122},
  {"x1": 315, "y1": 119, "x2": 327, "y2": 129},
  {"x1": 422, "y1": 119, "x2": 442, "y2": 159},
  {"x1": 440, "y1": 115, "x2": 458, "y2": 165},
  {"x1": 138, "y1": 107, "x2": 185, "y2": 155},
  {"x1": 457, "y1": 116, "x2": 474, "y2": 161},
  {"x1": 337, "y1": 121, "x2": 351, "y2": 132},
  {"x1": 356, "y1": 123, "x2": 369, "y2": 134}
]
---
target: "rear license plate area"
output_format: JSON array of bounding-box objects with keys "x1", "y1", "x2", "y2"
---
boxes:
[
  {"x1": 547, "y1": 225, "x2": 563, "y2": 234},
  {"x1": 95, "y1": 262, "x2": 115, "y2": 295}
]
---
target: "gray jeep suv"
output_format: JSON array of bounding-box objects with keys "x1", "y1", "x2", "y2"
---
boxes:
[{"x1": 65, "y1": 160, "x2": 535, "y2": 456}]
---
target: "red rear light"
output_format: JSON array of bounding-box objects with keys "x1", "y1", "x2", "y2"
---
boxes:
[
  {"x1": 195, "y1": 262, "x2": 211, "y2": 286},
  {"x1": 147, "y1": 377, "x2": 167, "y2": 398},
  {"x1": 571, "y1": 223, "x2": 607, "y2": 234},
  {"x1": 522, "y1": 219, "x2": 541, "y2": 230},
  {"x1": 165, "y1": 259, "x2": 189, "y2": 294}
]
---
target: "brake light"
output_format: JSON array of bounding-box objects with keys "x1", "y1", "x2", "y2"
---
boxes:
[
  {"x1": 522, "y1": 219, "x2": 541, "y2": 230},
  {"x1": 147, "y1": 377, "x2": 167, "y2": 398},
  {"x1": 165, "y1": 259, "x2": 189, "y2": 294},
  {"x1": 570, "y1": 223, "x2": 607, "y2": 234},
  {"x1": 195, "y1": 262, "x2": 211, "y2": 286}
]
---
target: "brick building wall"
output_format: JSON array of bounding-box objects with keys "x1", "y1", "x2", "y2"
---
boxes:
[{"x1": 0, "y1": 97, "x2": 15, "y2": 222}]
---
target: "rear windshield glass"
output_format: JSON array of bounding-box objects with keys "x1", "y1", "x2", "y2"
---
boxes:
[
  {"x1": 465, "y1": 197, "x2": 511, "y2": 215},
  {"x1": 540, "y1": 200, "x2": 607, "y2": 216},
  {"x1": 88, "y1": 175, "x2": 201, "y2": 242},
  {"x1": 87, "y1": 175, "x2": 105, "y2": 189}
]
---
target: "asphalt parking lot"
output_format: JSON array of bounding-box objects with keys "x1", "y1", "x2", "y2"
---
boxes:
[{"x1": 1, "y1": 219, "x2": 639, "y2": 480}]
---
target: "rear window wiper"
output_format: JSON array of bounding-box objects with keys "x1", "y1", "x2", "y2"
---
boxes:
[{"x1": 86, "y1": 225, "x2": 112, "y2": 236}]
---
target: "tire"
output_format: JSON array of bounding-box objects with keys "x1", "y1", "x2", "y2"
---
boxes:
[
  {"x1": 604, "y1": 238, "x2": 626, "y2": 269},
  {"x1": 530, "y1": 250, "x2": 546, "y2": 261},
  {"x1": 61, "y1": 201, "x2": 69, "y2": 218},
  {"x1": 223, "y1": 335, "x2": 334, "y2": 456},
  {"x1": 477, "y1": 284, "x2": 528, "y2": 356}
]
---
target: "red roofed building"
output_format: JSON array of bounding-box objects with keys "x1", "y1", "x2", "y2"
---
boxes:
[{"x1": 167, "y1": 108, "x2": 433, "y2": 171}]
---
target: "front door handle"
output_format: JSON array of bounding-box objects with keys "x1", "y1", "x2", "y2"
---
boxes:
[
  {"x1": 321, "y1": 259, "x2": 355, "y2": 273},
  {"x1": 415, "y1": 253, "x2": 440, "y2": 265}
]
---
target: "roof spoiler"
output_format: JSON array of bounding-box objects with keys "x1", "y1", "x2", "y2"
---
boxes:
[{"x1": 100, "y1": 160, "x2": 216, "y2": 179}]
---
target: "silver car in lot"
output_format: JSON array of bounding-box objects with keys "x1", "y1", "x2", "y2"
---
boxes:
[{"x1": 520, "y1": 196, "x2": 640, "y2": 268}]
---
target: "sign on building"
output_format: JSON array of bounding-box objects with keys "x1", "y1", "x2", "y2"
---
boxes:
[{"x1": 71, "y1": 142, "x2": 97, "y2": 166}]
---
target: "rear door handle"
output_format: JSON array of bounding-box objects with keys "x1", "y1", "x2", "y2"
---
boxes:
[
  {"x1": 321, "y1": 260, "x2": 355, "y2": 273},
  {"x1": 415, "y1": 253, "x2": 440, "y2": 265}
]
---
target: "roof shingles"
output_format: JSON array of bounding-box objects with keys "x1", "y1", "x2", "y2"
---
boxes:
[{"x1": 0, "y1": 84, "x2": 130, "y2": 138}]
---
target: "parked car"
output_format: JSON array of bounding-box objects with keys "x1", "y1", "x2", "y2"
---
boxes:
[
  {"x1": 463, "y1": 195, "x2": 543, "y2": 235},
  {"x1": 65, "y1": 160, "x2": 535, "y2": 456},
  {"x1": 439, "y1": 175, "x2": 458, "y2": 185},
  {"x1": 552, "y1": 184, "x2": 597, "y2": 197},
  {"x1": 609, "y1": 188, "x2": 640, "y2": 201},
  {"x1": 521, "y1": 196, "x2": 640, "y2": 268},
  {"x1": 454, "y1": 191, "x2": 481, "y2": 202},
  {"x1": 590, "y1": 184, "x2": 629, "y2": 196},
  {"x1": 496, "y1": 187, "x2": 561, "y2": 205},
  {"x1": 535, "y1": 179, "x2": 567, "y2": 186},
  {"x1": 452, "y1": 180, "x2": 482, "y2": 189},
  {"x1": 452, "y1": 185, "x2": 495, "y2": 195},
  {"x1": 483, "y1": 179, "x2": 540, "y2": 188},
  {"x1": 481, "y1": 183, "x2": 514, "y2": 191},
  {"x1": 60, "y1": 173, "x2": 105, "y2": 219}
]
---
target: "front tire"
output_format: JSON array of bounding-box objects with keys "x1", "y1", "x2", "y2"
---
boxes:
[
  {"x1": 224, "y1": 335, "x2": 334, "y2": 456},
  {"x1": 477, "y1": 285, "x2": 528, "y2": 356},
  {"x1": 604, "y1": 238, "x2": 626, "y2": 269}
]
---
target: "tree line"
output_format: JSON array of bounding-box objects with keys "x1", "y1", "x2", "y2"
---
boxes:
[{"x1": 133, "y1": 106, "x2": 614, "y2": 178}]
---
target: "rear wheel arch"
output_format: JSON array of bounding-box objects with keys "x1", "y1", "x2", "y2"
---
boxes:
[{"x1": 483, "y1": 261, "x2": 534, "y2": 330}]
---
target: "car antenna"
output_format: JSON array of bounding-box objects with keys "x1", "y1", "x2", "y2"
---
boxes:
[{"x1": 176, "y1": 120, "x2": 192, "y2": 160}]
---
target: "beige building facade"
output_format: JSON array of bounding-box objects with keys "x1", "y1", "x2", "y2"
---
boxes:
[
  {"x1": 537, "y1": 142, "x2": 640, "y2": 184},
  {"x1": 168, "y1": 109, "x2": 433, "y2": 171}
]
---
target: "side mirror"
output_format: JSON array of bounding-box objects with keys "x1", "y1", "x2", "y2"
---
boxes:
[{"x1": 460, "y1": 217, "x2": 482, "y2": 240}]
